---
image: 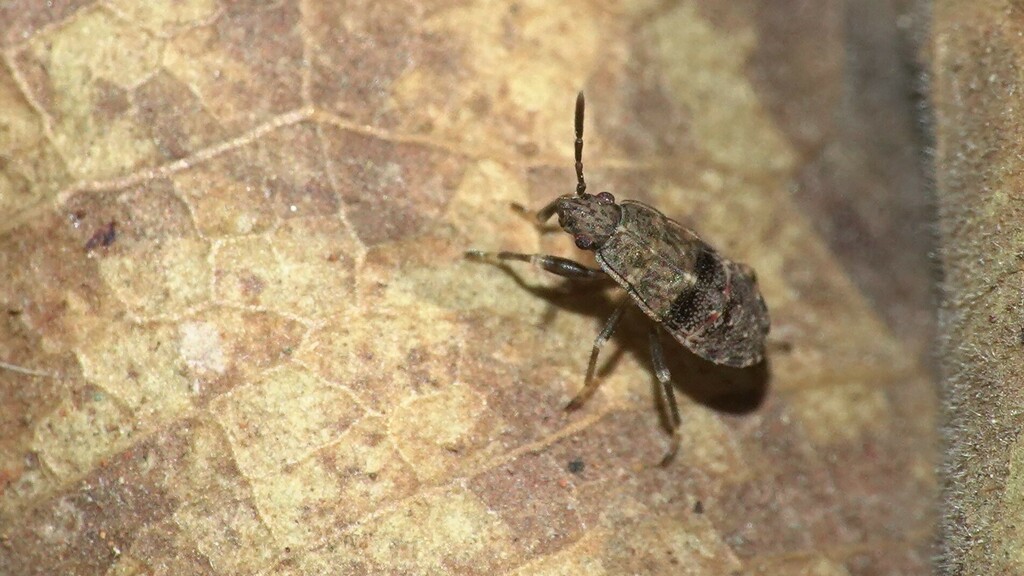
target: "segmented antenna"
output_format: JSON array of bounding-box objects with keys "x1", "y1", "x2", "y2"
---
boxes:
[{"x1": 575, "y1": 91, "x2": 587, "y2": 196}]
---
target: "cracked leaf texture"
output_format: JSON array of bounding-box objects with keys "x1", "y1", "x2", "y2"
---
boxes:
[{"x1": 0, "y1": 1, "x2": 936, "y2": 575}]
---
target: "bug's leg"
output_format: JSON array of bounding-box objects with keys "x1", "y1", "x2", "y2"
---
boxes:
[
  {"x1": 510, "y1": 196, "x2": 563, "y2": 227},
  {"x1": 649, "y1": 327, "x2": 682, "y2": 466},
  {"x1": 465, "y1": 250, "x2": 605, "y2": 280},
  {"x1": 509, "y1": 203, "x2": 562, "y2": 234},
  {"x1": 566, "y1": 300, "x2": 628, "y2": 411}
]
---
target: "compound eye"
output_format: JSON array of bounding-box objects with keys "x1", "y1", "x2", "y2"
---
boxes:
[
  {"x1": 574, "y1": 234, "x2": 594, "y2": 250},
  {"x1": 596, "y1": 191, "x2": 615, "y2": 204}
]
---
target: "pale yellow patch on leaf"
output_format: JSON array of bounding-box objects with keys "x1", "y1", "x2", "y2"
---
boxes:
[
  {"x1": 211, "y1": 365, "x2": 364, "y2": 478},
  {"x1": 652, "y1": 3, "x2": 796, "y2": 176}
]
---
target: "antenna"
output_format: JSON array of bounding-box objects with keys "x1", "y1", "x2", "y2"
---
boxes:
[{"x1": 575, "y1": 91, "x2": 587, "y2": 196}]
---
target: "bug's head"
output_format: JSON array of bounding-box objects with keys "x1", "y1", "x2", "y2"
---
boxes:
[
  {"x1": 556, "y1": 191, "x2": 621, "y2": 250},
  {"x1": 554, "y1": 92, "x2": 620, "y2": 250}
]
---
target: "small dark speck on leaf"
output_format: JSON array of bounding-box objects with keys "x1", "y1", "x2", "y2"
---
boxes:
[
  {"x1": 85, "y1": 221, "x2": 117, "y2": 251},
  {"x1": 516, "y1": 141, "x2": 540, "y2": 157},
  {"x1": 693, "y1": 500, "x2": 704, "y2": 514},
  {"x1": 567, "y1": 458, "x2": 585, "y2": 475}
]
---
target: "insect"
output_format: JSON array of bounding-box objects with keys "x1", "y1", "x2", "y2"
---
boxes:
[{"x1": 467, "y1": 93, "x2": 770, "y2": 464}]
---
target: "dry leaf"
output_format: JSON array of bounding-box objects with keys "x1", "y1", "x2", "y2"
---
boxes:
[{"x1": 0, "y1": 1, "x2": 935, "y2": 574}]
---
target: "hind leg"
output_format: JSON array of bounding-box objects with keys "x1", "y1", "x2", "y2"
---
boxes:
[{"x1": 649, "y1": 327, "x2": 682, "y2": 466}]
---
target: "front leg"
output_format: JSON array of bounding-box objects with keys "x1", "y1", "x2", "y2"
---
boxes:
[
  {"x1": 509, "y1": 196, "x2": 562, "y2": 225},
  {"x1": 509, "y1": 203, "x2": 561, "y2": 234},
  {"x1": 508, "y1": 197, "x2": 565, "y2": 235},
  {"x1": 465, "y1": 250, "x2": 605, "y2": 280}
]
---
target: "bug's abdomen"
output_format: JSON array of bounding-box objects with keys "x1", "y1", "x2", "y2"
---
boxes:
[{"x1": 680, "y1": 261, "x2": 769, "y2": 367}]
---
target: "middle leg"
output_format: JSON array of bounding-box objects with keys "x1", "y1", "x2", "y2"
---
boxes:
[{"x1": 566, "y1": 299, "x2": 629, "y2": 411}]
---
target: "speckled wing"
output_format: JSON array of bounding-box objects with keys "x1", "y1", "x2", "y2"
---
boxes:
[
  {"x1": 595, "y1": 201, "x2": 707, "y2": 321},
  {"x1": 596, "y1": 200, "x2": 769, "y2": 368}
]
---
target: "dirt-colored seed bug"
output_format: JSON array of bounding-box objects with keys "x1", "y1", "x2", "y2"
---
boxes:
[{"x1": 467, "y1": 93, "x2": 770, "y2": 464}]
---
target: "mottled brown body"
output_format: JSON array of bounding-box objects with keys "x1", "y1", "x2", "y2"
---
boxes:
[{"x1": 597, "y1": 201, "x2": 769, "y2": 367}]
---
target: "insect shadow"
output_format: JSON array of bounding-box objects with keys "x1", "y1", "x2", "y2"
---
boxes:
[{"x1": 486, "y1": 263, "x2": 770, "y2": 417}]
